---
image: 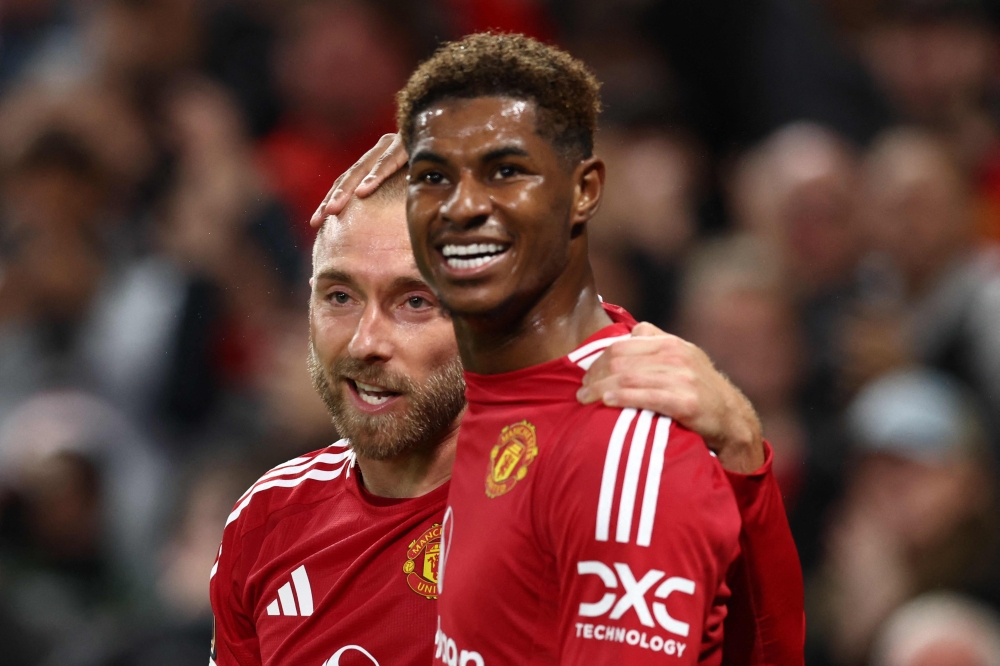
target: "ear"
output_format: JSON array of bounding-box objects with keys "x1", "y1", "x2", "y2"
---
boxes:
[{"x1": 570, "y1": 156, "x2": 605, "y2": 231}]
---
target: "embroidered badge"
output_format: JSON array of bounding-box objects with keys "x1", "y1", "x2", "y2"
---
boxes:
[
  {"x1": 403, "y1": 523, "x2": 441, "y2": 599},
  {"x1": 485, "y1": 420, "x2": 539, "y2": 498}
]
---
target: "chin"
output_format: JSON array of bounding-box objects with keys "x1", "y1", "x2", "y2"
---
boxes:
[{"x1": 438, "y1": 287, "x2": 513, "y2": 319}]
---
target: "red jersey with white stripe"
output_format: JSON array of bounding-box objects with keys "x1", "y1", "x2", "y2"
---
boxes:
[
  {"x1": 435, "y1": 306, "x2": 743, "y2": 666},
  {"x1": 209, "y1": 441, "x2": 447, "y2": 666}
]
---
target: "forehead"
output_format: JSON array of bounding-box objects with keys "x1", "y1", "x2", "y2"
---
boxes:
[
  {"x1": 411, "y1": 96, "x2": 544, "y2": 153},
  {"x1": 314, "y1": 202, "x2": 419, "y2": 279}
]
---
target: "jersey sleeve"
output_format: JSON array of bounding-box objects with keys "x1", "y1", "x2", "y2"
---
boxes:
[
  {"x1": 538, "y1": 408, "x2": 743, "y2": 666},
  {"x1": 721, "y1": 442, "x2": 805, "y2": 666},
  {"x1": 209, "y1": 500, "x2": 263, "y2": 666}
]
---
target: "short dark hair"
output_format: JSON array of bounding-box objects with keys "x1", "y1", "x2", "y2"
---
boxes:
[{"x1": 396, "y1": 32, "x2": 601, "y2": 164}]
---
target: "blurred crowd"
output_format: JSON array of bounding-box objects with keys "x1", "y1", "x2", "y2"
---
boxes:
[{"x1": 2, "y1": 0, "x2": 1000, "y2": 664}]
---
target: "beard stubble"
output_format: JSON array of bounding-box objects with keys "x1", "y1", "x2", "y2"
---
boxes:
[{"x1": 308, "y1": 341, "x2": 466, "y2": 461}]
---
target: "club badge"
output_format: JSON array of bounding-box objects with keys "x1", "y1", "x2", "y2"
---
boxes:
[
  {"x1": 485, "y1": 420, "x2": 538, "y2": 498},
  {"x1": 403, "y1": 523, "x2": 441, "y2": 599}
]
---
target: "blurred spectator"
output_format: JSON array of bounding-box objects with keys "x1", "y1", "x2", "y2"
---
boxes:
[
  {"x1": 252, "y1": 312, "x2": 338, "y2": 459},
  {"x1": 0, "y1": 128, "x2": 115, "y2": 424},
  {"x1": 733, "y1": 122, "x2": 862, "y2": 302},
  {"x1": 858, "y1": 127, "x2": 1000, "y2": 442},
  {"x1": 0, "y1": 0, "x2": 69, "y2": 93},
  {"x1": 814, "y1": 368, "x2": 999, "y2": 665},
  {"x1": 861, "y1": 0, "x2": 999, "y2": 169},
  {"x1": 590, "y1": 127, "x2": 704, "y2": 324},
  {"x1": 676, "y1": 235, "x2": 808, "y2": 503},
  {"x1": 151, "y1": 78, "x2": 304, "y2": 437},
  {"x1": 107, "y1": 454, "x2": 257, "y2": 666},
  {"x1": 870, "y1": 592, "x2": 1000, "y2": 666},
  {"x1": 260, "y1": 0, "x2": 411, "y2": 238},
  {"x1": 732, "y1": 123, "x2": 863, "y2": 521},
  {"x1": 0, "y1": 391, "x2": 170, "y2": 666}
]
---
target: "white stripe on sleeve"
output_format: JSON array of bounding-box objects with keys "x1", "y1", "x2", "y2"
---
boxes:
[
  {"x1": 636, "y1": 416, "x2": 672, "y2": 547},
  {"x1": 596, "y1": 408, "x2": 637, "y2": 541},
  {"x1": 616, "y1": 409, "x2": 654, "y2": 543}
]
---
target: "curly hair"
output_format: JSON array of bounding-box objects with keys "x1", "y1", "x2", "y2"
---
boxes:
[{"x1": 396, "y1": 32, "x2": 601, "y2": 164}]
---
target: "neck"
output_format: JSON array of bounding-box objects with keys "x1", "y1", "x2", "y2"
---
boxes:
[
  {"x1": 354, "y1": 415, "x2": 462, "y2": 498},
  {"x1": 453, "y1": 246, "x2": 612, "y2": 374}
]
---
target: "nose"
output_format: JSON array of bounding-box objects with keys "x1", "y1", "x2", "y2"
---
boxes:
[
  {"x1": 441, "y1": 171, "x2": 491, "y2": 229},
  {"x1": 347, "y1": 303, "x2": 394, "y2": 363}
]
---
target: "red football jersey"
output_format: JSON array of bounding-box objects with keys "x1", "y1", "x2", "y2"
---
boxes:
[
  {"x1": 435, "y1": 309, "x2": 743, "y2": 666},
  {"x1": 209, "y1": 441, "x2": 447, "y2": 666}
]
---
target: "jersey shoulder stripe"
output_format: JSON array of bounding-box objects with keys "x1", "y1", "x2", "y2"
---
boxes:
[
  {"x1": 567, "y1": 333, "x2": 631, "y2": 370},
  {"x1": 595, "y1": 409, "x2": 673, "y2": 547},
  {"x1": 225, "y1": 439, "x2": 355, "y2": 528},
  {"x1": 211, "y1": 441, "x2": 355, "y2": 580}
]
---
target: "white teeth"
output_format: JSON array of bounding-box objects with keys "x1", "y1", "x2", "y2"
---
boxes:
[
  {"x1": 441, "y1": 243, "x2": 506, "y2": 258},
  {"x1": 353, "y1": 380, "x2": 395, "y2": 405},
  {"x1": 358, "y1": 392, "x2": 389, "y2": 406},
  {"x1": 358, "y1": 391, "x2": 389, "y2": 405},
  {"x1": 446, "y1": 255, "x2": 501, "y2": 270}
]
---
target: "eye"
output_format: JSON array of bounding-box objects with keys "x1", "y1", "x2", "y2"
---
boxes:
[
  {"x1": 406, "y1": 295, "x2": 430, "y2": 309},
  {"x1": 493, "y1": 164, "x2": 520, "y2": 179},
  {"x1": 330, "y1": 291, "x2": 351, "y2": 304},
  {"x1": 420, "y1": 171, "x2": 447, "y2": 185}
]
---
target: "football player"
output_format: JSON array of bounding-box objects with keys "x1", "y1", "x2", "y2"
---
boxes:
[{"x1": 394, "y1": 33, "x2": 803, "y2": 665}]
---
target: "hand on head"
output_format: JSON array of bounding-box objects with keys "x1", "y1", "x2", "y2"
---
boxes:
[
  {"x1": 310, "y1": 133, "x2": 408, "y2": 227},
  {"x1": 578, "y1": 322, "x2": 765, "y2": 473}
]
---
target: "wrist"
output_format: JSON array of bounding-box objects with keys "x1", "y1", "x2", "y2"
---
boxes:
[{"x1": 713, "y1": 394, "x2": 765, "y2": 475}]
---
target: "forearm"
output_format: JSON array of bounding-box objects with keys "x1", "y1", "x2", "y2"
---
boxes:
[
  {"x1": 722, "y1": 444, "x2": 805, "y2": 666},
  {"x1": 711, "y1": 382, "x2": 764, "y2": 475}
]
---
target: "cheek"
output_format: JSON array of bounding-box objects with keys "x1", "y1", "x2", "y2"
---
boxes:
[{"x1": 310, "y1": 310, "x2": 354, "y2": 362}]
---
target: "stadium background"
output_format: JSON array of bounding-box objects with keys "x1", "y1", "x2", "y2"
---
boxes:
[{"x1": 2, "y1": 0, "x2": 1000, "y2": 663}]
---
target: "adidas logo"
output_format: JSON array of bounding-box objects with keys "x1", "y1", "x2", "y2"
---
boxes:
[{"x1": 266, "y1": 565, "x2": 314, "y2": 617}]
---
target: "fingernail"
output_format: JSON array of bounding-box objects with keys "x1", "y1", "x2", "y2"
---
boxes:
[
  {"x1": 603, "y1": 392, "x2": 619, "y2": 406},
  {"x1": 331, "y1": 189, "x2": 343, "y2": 202},
  {"x1": 576, "y1": 387, "x2": 593, "y2": 403}
]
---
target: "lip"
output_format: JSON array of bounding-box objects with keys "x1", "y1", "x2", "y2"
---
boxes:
[
  {"x1": 432, "y1": 236, "x2": 513, "y2": 280},
  {"x1": 343, "y1": 379, "x2": 405, "y2": 414}
]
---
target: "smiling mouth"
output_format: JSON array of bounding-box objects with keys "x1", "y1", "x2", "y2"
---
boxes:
[
  {"x1": 440, "y1": 243, "x2": 511, "y2": 270},
  {"x1": 348, "y1": 379, "x2": 402, "y2": 406}
]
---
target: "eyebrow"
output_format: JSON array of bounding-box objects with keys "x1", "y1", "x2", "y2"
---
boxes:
[
  {"x1": 389, "y1": 275, "x2": 431, "y2": 292},
  {"x1": 313, "y1": 270, "x2": 429, "y2": 294},
  {"x1": 313, "y1": 269, "x2": 357, "y2": 289},
  {"x1": 482, "y1": 146, "x2": 530, "y2": 162},
  {"x1": 409, "y1": 150, "x2": 448, "y2": 165},
  {"x1": 409, "y1": 145, "x2": 531, "y2": 167}
]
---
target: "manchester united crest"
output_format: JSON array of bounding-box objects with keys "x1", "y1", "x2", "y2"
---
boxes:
[
  {"x1": 485, "y1": 420, "x2": 539, "y2": 498},
  {"x1": 403, "y1": 523, "x2": 441, "y2": 599}
]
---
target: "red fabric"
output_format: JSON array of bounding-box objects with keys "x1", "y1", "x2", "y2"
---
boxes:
[
  {"x1": 210, "y1": 442, "x2": 448, "y2": 666},
  {"x1": 722, "y1": 444, "x2": 806, "y2": 666},
  {"x1": 437, "y1": 312, "x2": 743, "y2": 665}
]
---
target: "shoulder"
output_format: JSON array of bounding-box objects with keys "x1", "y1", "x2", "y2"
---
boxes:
[
  {"x1": 541, "y1": 407, "x2": 740, "y2": 544},
  {"x1": 222, "y1": 440, "x2": 356, "y2": 538}
]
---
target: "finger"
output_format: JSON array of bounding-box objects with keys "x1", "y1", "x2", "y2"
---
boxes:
[
  {"x1": 318, "y1": 134, "x2": 397, "y2": 221},
  {"x1": 600, "y1": 388, "x2": 684, "y2": 416},
  {"x1": 578, "y1": 370, "x2": 684, "y2": 405},
  {"x1": 582, "y1": 343, "x2": 685, "y2": 386},
  {"x1": 356, "y1": 134, "x2": 408, "y2": 198}
]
